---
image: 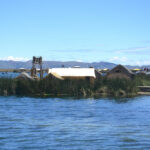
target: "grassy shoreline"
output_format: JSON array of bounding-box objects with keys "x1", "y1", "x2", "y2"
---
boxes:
[{"x1": 1, "y1": 74, "x2": 150, "y2": 98}]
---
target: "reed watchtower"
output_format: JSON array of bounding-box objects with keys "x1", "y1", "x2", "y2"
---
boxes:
[{"x1": 31, "y1": 56, "x2": 43, "y2": 79}]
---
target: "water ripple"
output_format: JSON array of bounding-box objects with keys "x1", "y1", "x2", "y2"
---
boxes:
[{"x1": 0, "y1": 96, "x2": 150, "y2": 149}]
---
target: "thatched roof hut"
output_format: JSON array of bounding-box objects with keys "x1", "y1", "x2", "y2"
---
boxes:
[
  {"x1": 44, "y1": 72, "x2": 64, "y2": 80},
  {"x1": 16, "y1": 72, "x2": 34, "y2": 81},
  {"x1": 95, "y1": 70, "x2": 102, "y2": 79},
  {"x1": 47, "y1": 68, "x2": 97, "y2": 79},
  {"x1": 106, "y1": 65, "x2": 134, "y2": 79}
]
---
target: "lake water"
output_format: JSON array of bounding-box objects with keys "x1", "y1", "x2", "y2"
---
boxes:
[
  {"x1": 0, "y1": 72, "x2": 20, "y2": 78},
  {"x1": 0, "y1": 96, "x2": 150, "y2": 150},
  {"x1": 0, "y1": 72, "x2": 48, "y2": 78}
]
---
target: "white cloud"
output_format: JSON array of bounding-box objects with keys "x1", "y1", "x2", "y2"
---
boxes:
[
  {"x1": 109, "y1": 56, "x2": 150, "y2": 66},
  {"x1": 116, "y1": 46, "x2": 150, "y2": 54},
  {"x1": 0, "y1": 56, "x2": 29, "y2": 61},
  {"x1": 109, "y1": 56, "x2": 128, "y2": 63},
  {"x1": 134, "y1": 60, "x2": 150, "y2": 66}
]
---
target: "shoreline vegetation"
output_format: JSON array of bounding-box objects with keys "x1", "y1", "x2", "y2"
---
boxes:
[{"x1": 0, "y1": 74, "x2": 150, "y2": 98}]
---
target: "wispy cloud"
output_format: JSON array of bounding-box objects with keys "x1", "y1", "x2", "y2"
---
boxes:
[
  {"x1": 109, "y1": 56, "x2": 150, "y2": 66},
  {"x1": 0, "y1": 56, "x2": 29, "y2": 61},
  {"x1": 109, "y1": 56, "x2": 128, "y2": 63},
  {"x1": 142, "y1": 40, "x2": 150, "y2": 44},
  {"x1": 116, "y1": 46, "x2": 150, "y2": 54},
  {"x1": 47, "y1": 49, "x2": 94, "y2": 53},
  {"x1": 134, "y1": 60, "x2": 150, "y2": 66}
]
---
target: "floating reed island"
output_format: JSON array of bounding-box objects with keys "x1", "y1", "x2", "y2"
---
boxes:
[{"x1": 1, "y1": 64, "x2": 150, "y2": 97}]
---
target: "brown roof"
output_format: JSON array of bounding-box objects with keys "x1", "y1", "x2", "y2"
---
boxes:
[
  {"x1": 108, "y1": 65, "x2": 133, "y2": 74},
  {"x1": 107, "y1": 65, "x2": 134, "y2": 79}
]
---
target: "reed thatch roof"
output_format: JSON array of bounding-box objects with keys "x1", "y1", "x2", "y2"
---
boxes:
[
  {"x1": 16, "y1": 72, "x2": 34, "y2": 80},
  {"x1": 107, "y1": 65, "x2": 134, "y2": 79},
  {"x1": 48, "y1": 68, "x2": 96, "y2": 78},
  {"x1": 45, "y1": 72, "x2": 64, "y2": 80}
]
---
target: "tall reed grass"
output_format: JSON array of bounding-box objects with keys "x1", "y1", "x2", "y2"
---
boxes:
[{"x1": 0, "y1": 74, "x2": 148, "y2": 97}]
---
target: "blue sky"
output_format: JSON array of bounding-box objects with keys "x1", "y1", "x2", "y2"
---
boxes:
[{"x1": 0, "y1": 0, "x2": 150, "y2": 65}]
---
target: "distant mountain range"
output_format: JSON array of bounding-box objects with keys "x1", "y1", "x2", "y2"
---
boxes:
[{"x1": 0, "y1": 60, "x2": 146, "y2": 69}]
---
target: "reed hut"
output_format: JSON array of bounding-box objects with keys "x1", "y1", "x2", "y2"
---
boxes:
[
  {"x1": 44, "y1": 72, "x2": 64, "y2": 80},
  {"x1": 47, "y1": 68, "x2": 100, "y2": 82},
  {"x1": 16, "y1": 72, "x2": 34, "y2": 81},
  {"x1": 95, "y1": 69, "x2": 102, "y2": 79},
  {"x1": 106, "y1": 65, "x2": 134, "y2": 80}
]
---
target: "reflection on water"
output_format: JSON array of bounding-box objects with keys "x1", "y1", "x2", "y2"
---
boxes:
[{"x1": 0, "y1": 96, "x2": 150, "y2": 149}]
